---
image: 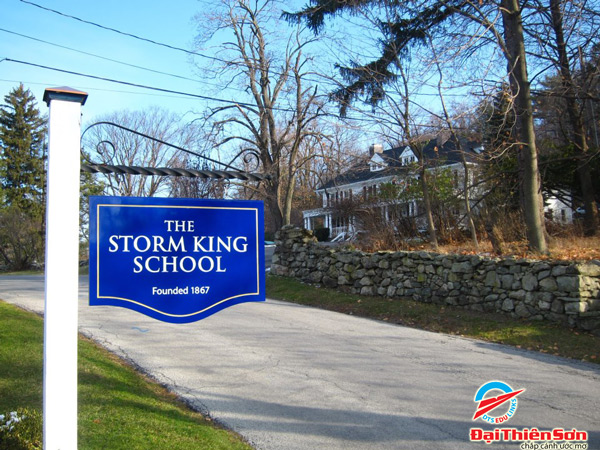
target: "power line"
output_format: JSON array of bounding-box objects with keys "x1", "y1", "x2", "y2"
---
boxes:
[
  {"x1": 2, "y1": 55, "x2": 487, "y2": 128},
  {"x1": 0, "y1": 26, "x2": 343, "y2": 104},
  {"x1": 0, "y1": 27, "x2": 264, "y2": 95},
  {"x1": 0, "y1": 58, "x2": 409, "y2": 125},
  {"x1": 15, "y1": 0, "x2": 500, "y2": 103},
  {"x1": 18, "y1": 0, "x2": 231, "y2": 67},
  {"x1": 1, "y1": 58, "x2": 313, "y2": 113},
  {"x1": 0, "y1": 78, "x2": 205, "y2": 100},
  {"x1": 0, "y1": 58, "x2": 489, "y2": 130},
  {"x1": 17, "y1": 0, "x2": 338, "y2": 89},
  {"x1": 3, "y1": 58, "x2": 252, "y2": 106},
  {"x1": 0, "y1": 27, "x2": 204, "y2": 85}
]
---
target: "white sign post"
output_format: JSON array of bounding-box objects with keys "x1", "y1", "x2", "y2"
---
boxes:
[{"x1": 42, "y1": 87, "x2": 88, "y2": 450}]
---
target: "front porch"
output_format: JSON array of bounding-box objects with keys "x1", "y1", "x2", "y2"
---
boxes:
[{"x1": 302, "y1": 208, "x2": 355, "y2": 238}]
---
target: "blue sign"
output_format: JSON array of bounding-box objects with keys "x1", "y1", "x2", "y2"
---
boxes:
[{"x1": 89, "y1": 196, "x2": 265, "y2": 323}]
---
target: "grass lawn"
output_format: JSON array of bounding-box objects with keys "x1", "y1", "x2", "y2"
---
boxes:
[
  {"x1": 0, "y1": 300, "x2": 251, "y2": 450},
  {"x1": 266, "y1": 274, "x2": 600, "y2": 364}
]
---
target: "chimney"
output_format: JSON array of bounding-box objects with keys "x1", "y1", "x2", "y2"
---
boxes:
[{"x1": 369, "y1": 143, "x2": 383, "y2": 156}]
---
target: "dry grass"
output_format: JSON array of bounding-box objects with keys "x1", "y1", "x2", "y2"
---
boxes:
[
  {"x1": 547, "y1": 235, "x2": 600, "y2": 260},
  {"x1": 356, "y1": 223, "x2": 600, "y2": 261},
  {"x1": 433, "y1": 235, "x2": 600, "y2": 260}
]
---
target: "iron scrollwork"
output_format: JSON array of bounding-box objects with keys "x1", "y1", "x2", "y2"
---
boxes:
[{"x1": 80, "y1": 121, "x2": 267, "y2": 181}]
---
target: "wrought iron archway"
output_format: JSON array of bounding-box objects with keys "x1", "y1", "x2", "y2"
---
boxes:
[{"x1": 80, "y1": 121, "x2": 267, "y2": 182}]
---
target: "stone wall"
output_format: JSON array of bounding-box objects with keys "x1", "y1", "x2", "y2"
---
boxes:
[{"x1": 271, "y1": 226, "x2": 600, "y2": 334}]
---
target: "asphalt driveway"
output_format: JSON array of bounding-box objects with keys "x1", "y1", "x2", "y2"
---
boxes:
[{"x1": 1, "y1": 275, "x2": 598, "y2": 449}]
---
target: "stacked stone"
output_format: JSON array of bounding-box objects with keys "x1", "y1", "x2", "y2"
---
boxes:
[{"x1": 271, "y1": 227, "x2": 600, "y2": 334}]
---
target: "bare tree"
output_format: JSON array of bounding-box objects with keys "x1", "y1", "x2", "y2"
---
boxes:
[
  {"x1": 429, "y1": 37, "x2": 480, "y2": 249},
  {"x1": 194, "y1": 0, "x2": 327, "y2": 231},
  {"x1": 230, "y1": 118, "x2": 364, "y2": 230},
  {"x1": 168, "y1": 155, "x2": 227, "y2": 200},
  {"x1": 370, "y1": 62, "x2": 441, "y2": 250},
  {"x1": 291, "y1": 121, "x2": 364, "y2": 213},
  {"x1": 85, "y1": 108, "x2": 197, "y2": 197}
]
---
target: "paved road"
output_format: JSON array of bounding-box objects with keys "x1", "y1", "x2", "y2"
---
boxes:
[
  {"x1": 265, "y1": 244, "x2": 275, "y2": 270},
  {"x1": 1, "y1": 275, "x2": 599, "y2": 450}
]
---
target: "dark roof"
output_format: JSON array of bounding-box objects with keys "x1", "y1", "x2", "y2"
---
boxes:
[
  {"x1": 319, "y1": 160, "x2": 406, "y2": 190},
  {"x1": 419, "y1": 137, "x2": 481, "y2": 164},
  {"x1": 318, "y1": 137, "x2": 481, "y2": 190}
]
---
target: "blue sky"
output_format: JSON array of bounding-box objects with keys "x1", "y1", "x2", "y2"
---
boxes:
[
  {"x1": 1, "y1": 0, "x2": 224, "y2": 123},
  {"x1": 0, "y1": 0, "x2": 461, "y2": 148},
  {"x1": 1, "y1": 0, "x2": 391, "y2": 160}
]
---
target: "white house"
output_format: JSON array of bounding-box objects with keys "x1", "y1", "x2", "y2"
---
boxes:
[
  {"x1": 302, "y1": 138, "x2": 484, "y2": 239},
  {"x1": 544, "y1": 193, "x2": 574, "y2": 224}
]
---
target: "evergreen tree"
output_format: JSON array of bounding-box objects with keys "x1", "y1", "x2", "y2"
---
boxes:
[
  {"x1": 0, "y1": 84, "x2": 46, "y2": 217},
  {"x1": 0, "y1": 84, "x2": 46, "y2": 270}
]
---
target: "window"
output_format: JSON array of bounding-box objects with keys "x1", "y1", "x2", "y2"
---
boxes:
[
  {"x1": 408, "y1": 201, "x2": 416, "y2": 217},
  {"x1": 370, "y1": 162, "x2": 385, "y2": 172},
  {"x1": 402, "y1": 155, "x2": 415, "y2": 165},
  {"x1": 333, "y1": 216, "x2": 349, "y2": 229}
]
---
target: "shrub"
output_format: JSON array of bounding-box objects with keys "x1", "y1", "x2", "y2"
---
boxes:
[
  {"x1": 0, "y1": 409, "x2": 42, "y2": 450},
  {"x1": 0, "y1": 207, "x2": 44, "y2": 271}
]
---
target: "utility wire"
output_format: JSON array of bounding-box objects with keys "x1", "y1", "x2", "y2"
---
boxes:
[
  {"x1": 17, "y1": 0, "x2": 472, "y2": 106},
  {"x1": 3, "y1": 57, "x2": 285, "y2": 110},
  {"x1": 0, "y1": 27, "x2": 263, "y2": 95},
  {"x1": 2, "y1": 58, "x2": 342, "y2": 116},
  {"x1": 17, "y1": 0, "x2": 339, "y2": 89},
  {"x1": 0, "y1": 78, "x2": 207, "y2": 100},
  {"x1": 0, "y1": 58, "x2": 389, "y2": 124},
  {"x1": 0, "y1": 27, "x2": 204, "y2": 85},
  {"x1": 16, "y1": 0, "x2": 502, "y2": 102},
  {"x1": 18, "y1": 0, "x2": 231, "y2": 66},
  {"x1": 0, "y1": 57, "x2": 486, "y2": 130},
  {"x1": 0, "y1": 26, "x2": 343, "y2": 102}
]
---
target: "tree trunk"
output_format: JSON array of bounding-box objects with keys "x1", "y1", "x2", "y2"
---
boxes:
[
  {"x1": 501, "y1": 0, "x2": 548, "y2": 254},
  {"x1": 283, "y1": 173, "x2": 297, "y2": 226},
  {"x1": 549, "y1": 0, "x2": 598, "y2": 235},
  {"x1": 419, "y1": 165, "x2": 439, "y2": 251},
  {"x1": 266, "y1": 188, "x2": 284, "y2": 231},
  {"x1": 431, "y1": 48, "x2": 479, "y2": 249},
  {"x1": 461, "y1": 153, "x2": 479, "y2": 249},
  {"x1": 482, "y1": 204, "x2": 505, "y2": 255},
  {"x1": 262, "y1": 159, "x2": 284, "y2": 231}
]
